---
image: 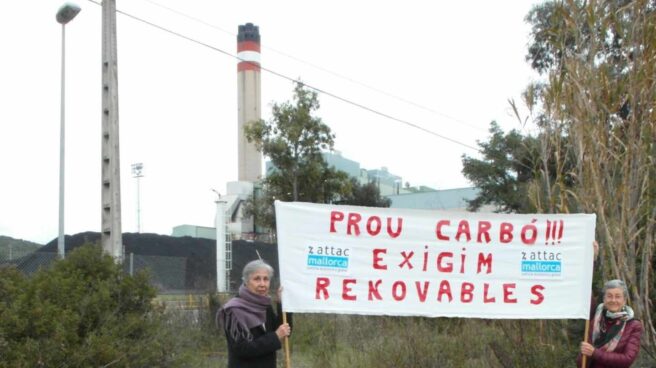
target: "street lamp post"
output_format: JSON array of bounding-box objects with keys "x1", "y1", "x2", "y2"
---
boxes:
[{"x1": 56, "y1": 2, "x2": 81, "y2": 259}]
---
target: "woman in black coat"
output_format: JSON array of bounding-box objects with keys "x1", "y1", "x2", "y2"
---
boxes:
[{"x1": 218, "y1": 260, "x2": 291, "y2": 368}]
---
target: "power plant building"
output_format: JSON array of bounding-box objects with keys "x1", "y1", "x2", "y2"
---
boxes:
[
  {"x1": 217, "y1": 23, "x2": 264, "y2": 240},
  {"x1": 172, "y1": 24, "x2": 492, "y2": 245}
]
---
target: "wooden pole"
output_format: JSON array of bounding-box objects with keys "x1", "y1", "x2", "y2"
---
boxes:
[
  {"x1": 582, "y1": 319, "x2": 590, "y2": 367},
  {"x1": 282, "y1": 312, "x2": 291, "y2": 368}
]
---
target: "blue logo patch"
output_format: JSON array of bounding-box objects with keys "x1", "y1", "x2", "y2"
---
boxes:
[
  {"x1": 521, "y1": 260, "x2": 561, "y2": 274},
  {"x1": 307, "y1": 255, "x2": 349, "y2": 269}
]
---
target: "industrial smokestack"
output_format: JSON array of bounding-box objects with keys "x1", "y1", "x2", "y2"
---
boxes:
[{"x1": 237, "y1": 23, "x2": 262, "y2": 182}]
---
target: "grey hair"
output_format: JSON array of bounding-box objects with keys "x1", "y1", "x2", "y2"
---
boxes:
[
  {"x1": 242, "y1": 259, "x2": 274, "y2": 285},
  {"x1": 602, "y1": 279, "x2": 629, "y2": 300}
]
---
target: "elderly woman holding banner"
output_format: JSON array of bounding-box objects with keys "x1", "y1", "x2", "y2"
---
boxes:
[
  {"x1": 218, "y1": 260, "x2": 291, "y2": 368},
  {"x1": 577, "y1": 242, "x2": 643, "y2": 367}
]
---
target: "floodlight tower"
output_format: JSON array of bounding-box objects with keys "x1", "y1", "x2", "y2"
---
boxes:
[{"x1": 131, "y1": 163, "x2": 144, "y2": 233}]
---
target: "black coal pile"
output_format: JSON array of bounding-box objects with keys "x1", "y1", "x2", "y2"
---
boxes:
[{"x1": 20, "y1": 232, "x2": 280, "y2": 293}]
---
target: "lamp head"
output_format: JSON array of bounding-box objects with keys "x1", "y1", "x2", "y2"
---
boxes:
[
  {"x1": 131, "y1": 163, "x2": 144, "y2": 177},
  {"x1": 56, "y1": 3, "x2": 81, "y2": 25}
]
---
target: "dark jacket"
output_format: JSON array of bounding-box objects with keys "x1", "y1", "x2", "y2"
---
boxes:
[
  {"x1": 577, "y1": 300, "x2": 643, "y2": 368},
  {"x1": 225, "y1": 302, "x2": 290, "y2": 368}
]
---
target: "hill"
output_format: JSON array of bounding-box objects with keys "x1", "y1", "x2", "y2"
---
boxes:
[{"x1": 0, "y1": 235, "x2": 42, "y2": 260}]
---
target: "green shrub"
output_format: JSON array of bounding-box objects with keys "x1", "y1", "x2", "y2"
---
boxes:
[{"x1": 0, "y1": 244, "x2": 187, "y2": 367}]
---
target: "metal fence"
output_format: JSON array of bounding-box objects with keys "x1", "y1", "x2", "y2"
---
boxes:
[
  {"x1": 0, "y1": 239, "x2": 281, "y2": 296},
  {"x1": 0, "y1": 251, "x2": 58, "y2": 274},
  {"x1": 0, "y1": 251, "x2": 214, "y2": 294},
  {"x1": 125, "y1": 253, "x2": 219, "y2": 292}
]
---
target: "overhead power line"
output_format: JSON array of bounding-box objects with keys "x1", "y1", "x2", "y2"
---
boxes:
[
  {"x1": 86, "y1": 0, "x2": 480, "y2": 152},
  {"x1": 139, "y1": 0, "x2": 486, "y2": 134}
]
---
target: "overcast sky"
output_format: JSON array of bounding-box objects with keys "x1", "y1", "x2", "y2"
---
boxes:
[{"x1": 1, "y1": 0, "x2": 540, "y2": 244}]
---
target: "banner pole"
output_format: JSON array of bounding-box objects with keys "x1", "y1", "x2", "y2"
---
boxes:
[
  {"x1": 582, "y1": 319, "x2": 590, "y2": 367},
  {"x1": 283, "y1": 312, "x2": 291, "y2": 368}
]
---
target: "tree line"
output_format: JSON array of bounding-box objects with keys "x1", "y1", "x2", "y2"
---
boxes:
[{"x1": 463, "y1": 0, "x2": 655, "y2": 358}]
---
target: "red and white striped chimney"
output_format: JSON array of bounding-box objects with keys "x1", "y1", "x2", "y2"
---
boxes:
[{"x1": 237, "y1": 23, "x2": 262, "y2": 182}]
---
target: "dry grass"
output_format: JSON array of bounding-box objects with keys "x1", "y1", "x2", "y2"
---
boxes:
[{"x1": 163, "y1": 296, "x2": 654, "y2": 367}]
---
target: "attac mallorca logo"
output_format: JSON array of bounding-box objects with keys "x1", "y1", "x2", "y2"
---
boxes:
[
  {"x1": 520, "y1": 249, "x2": 562, "y2": 278},
  {"x1": 306, "y1": 245, "x2": 350, "y2": 272}
]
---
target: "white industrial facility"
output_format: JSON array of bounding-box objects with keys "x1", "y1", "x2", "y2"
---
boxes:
[{"x1": 169, "y1": 23, "x2": 492, "y2": 293}]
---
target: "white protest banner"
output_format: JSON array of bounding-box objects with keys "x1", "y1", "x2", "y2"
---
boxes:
[{"x1": 275, "y1": 201, "x2": 596, "y2": 319}]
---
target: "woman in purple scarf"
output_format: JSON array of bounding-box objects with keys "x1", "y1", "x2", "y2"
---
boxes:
[{"x1": 218, "y1": 260, "x2": 291, "y2": 368}]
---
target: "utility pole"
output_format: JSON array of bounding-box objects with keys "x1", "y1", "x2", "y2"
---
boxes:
[{"x1": 101, "y1": 0, "x2": 123, "y2": 260}]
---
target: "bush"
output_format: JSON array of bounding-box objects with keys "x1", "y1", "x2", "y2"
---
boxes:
[{"x1": 0, "y1": 244, "x2": 187, "y2": 367}]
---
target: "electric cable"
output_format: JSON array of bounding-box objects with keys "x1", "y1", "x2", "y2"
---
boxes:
[
  {"x1": 88, "y1": 0, "x2": 480, "y2": 152},
  {"x1": 138, "y1": 0, "x2": 487, "y2": 133}
]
